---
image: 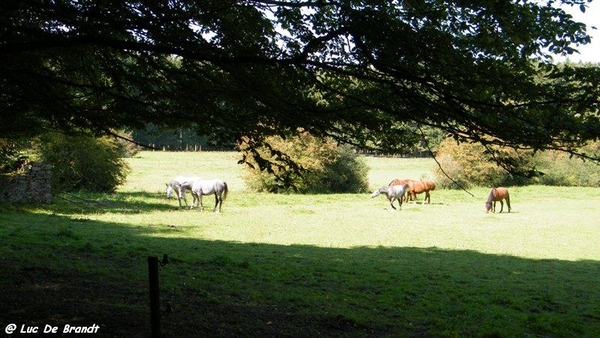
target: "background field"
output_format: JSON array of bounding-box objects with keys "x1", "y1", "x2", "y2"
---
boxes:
[
  {"x1": 1, "y1": 151, "x2": 599, "y2": 337},
  {"x1": 121, "y1": 151, "x2": 600, "y2": 260}
]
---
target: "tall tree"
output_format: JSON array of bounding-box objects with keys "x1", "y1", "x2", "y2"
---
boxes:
[{"x1": 1, "y1": 0, "x2": 599, "y2": 174}]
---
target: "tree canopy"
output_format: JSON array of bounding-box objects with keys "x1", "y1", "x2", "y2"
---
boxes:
[{"x1": 1, "y1": 0, "x2": 599, "y2": 173}]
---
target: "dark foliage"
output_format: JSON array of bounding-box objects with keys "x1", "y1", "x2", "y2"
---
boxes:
[
  {"x1": 1, "y1": 0, "x2": 600, "y2": 188},
  {"x1": 36, "y1": 133, "x2": 130, "y2": 192}
]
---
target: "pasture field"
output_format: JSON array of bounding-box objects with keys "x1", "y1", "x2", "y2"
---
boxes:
[{"x1": 1, "y1": 151, "x2": 600, "y2": 337}]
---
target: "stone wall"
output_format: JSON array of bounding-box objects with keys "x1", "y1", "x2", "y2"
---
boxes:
[{"x1": 0, "y1": 163, "x2": 52, "y2": 204}]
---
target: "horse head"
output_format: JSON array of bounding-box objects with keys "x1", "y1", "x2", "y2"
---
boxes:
[
  {"x1": 371, "y1": 188, "x2": 383, "y2": 198},
  {"x1": 485, "y1": 201, "x2": 493, "y2": 213},
  {"x1": 166, "y1": 183, "x2": 173, "y2": 199}
]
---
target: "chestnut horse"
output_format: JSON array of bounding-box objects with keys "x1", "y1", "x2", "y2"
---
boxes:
[
  {"x1": 485, "y1": 187, "x2": 511, "y2": 213},
  {"x1": 409, "y1": 180, "x2": 436, "y2": 204}
]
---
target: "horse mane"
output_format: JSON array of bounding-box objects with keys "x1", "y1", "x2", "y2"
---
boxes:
[{"x1": 486, "y1": 188, "x2": 495, "y2": 205}]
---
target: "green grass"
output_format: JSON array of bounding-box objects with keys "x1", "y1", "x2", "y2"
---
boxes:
[{"x1": 1, "y1": 151, "x2": 600, "y2": 337}]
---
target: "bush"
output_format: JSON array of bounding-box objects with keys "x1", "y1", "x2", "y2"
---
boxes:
[
  {"x1": 433, "y1": 137, "x2": 534, "y2": 189},
  {"x1": 0, "y1": 139, "x2": 32, "y2": 173},
  {"x1": 36, "y1": 132, "x2": 130, "y2": 192},
  {"x1": 240, "y1": 131, "x2": 369, "y2": 193},
  {"x1": 532, "y1": 142, "x2": 600, "y2": 187},
  {"x1": 434, "y1": 137, "x2": 600, "y2": 188},
  {"x1": 113, "y1": 130, "x2": 141, "y2": 158}
]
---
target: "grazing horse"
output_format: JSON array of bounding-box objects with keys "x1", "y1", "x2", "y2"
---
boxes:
[
  {"x1": 191, "y1": 179, "x2": 228, "y2": 212},
  {"x1": 166, "y1": 176, "x2": 202, "y2": 208},
  {"x1": 406, "y1": 179, "x2": 436, "y2": 204},
  {"x1": 371, "y1": 184, "x2": 410, "y2": 210},
  {"x1": 485, "y1": 187, "x2": 511, "y2": 213}
]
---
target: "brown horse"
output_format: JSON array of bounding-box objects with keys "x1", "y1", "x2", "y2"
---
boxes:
[
  {"x1": 406, "y1": 179, "x2": 436, "y2": 204},
  {"x1": 388, "y1": 179, "x2": 413, "y2": 186},
  {"x1": 485, "y1": 187, "x2": 511, "y2": 213}
]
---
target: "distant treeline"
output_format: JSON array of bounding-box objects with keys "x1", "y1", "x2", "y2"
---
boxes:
[
  {"x1": 131, "y1": 124, "x2": 441, "y2": 156},
  {"x1": 131, "y1": 124, "x2": 234, "y2": 151}
]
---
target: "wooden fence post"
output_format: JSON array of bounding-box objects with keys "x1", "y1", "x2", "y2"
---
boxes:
[{"x1": 148, "y1": 256, "x2": 161, "y2": 338}]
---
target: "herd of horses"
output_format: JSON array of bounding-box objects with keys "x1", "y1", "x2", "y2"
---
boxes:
[
  {"x1": 165, "y1": 176, "x2": 511, "y2": 214},
  {"x1": 371, "y1": 178, "x2": 437, "y2": 210},
  {"x1": 371, "y1": 178, "x2": 511, "y2": 213},
  {"x1": 166, "y1": 176, "x2": 228, "y2": 212}
]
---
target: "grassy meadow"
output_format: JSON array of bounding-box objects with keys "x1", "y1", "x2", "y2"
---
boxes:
[{"x1": 1, "y1": 151, "x2": 600, "y2": 337}]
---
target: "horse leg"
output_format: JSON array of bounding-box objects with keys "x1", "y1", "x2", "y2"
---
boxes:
[
  {"x1": 425, "y1": 191, "x2": 430, "y2": 204},
  {"x1": 177, "y1": 192, "x2": 184, "y2": 209},
  {"x1": 190, "y1": 191, "x2": 198, "y2": 209},
  {"x1": 499, "y1": 200, "x2": 504, "y2": 213},
  {"x1": 389, "y1": 197, "x2": 397, "y2": 210},
  {"x1": 178, "y1": 186, "x2": 188, "y2": 208},
  {"x1": 191, "y1": 191, "x2": 198, "y2": 209},
  {"x1": 492, "y1": 201, "x2": 496, "y2": 213},
  {"x1": 218, "y1": 192, "x2": 225, "y2": 212},
  {"x1": 213, "y1": 194, "x2": 219, "y2": 212},
  {"x1": 198, "y1": 194, "x2": 204, "y2": 211},
  {"x1": 506, "y1": 194, "x2": 511, "y2": 213}
]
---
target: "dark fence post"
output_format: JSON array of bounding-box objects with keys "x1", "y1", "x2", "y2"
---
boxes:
[{"x1": 148, "y1": 256, "x2": 161, "y2": 338}]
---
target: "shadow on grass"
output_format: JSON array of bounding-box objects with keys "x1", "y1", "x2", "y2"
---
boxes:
[
  {"x1": 16, "y1": 191, "x2": 184, "y2": 214},
  {"x1": 1, "y1": 206, "x2": 599, "y2": 337}
]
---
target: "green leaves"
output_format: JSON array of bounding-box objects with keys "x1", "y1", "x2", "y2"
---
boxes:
[
  {"x1": 1, "y1": 0, "x2": 599, "y2": 172},
  {"x1": 240, "y1": 130, "x2": 369, "y2": 193},
  {"x1": 36, "y1": 132, "x2": 130, "y2": 193}
]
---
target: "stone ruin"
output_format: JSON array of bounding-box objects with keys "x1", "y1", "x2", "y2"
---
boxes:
[{"x1": 0, "y1": 163, "x2": 52, "y2": 204}]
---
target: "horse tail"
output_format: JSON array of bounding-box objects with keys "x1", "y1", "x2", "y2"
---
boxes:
[
  {"x1": 505, "y1": 189, "x2": 511, "y2": 212},
  {"x1": 222, "y1": 181, "x2": 228, "y2": 201}
]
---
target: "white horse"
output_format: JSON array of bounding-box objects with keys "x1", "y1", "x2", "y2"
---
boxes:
[
  {"x1": 191, "y1": 179, "x2": 228, "y2": 212},
  {"x1": 371, "y1": 184, "x2": 409, "y2": 210},
  {"x1": 166, "y1": 176, "x2": 202, "y2": 208}
]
